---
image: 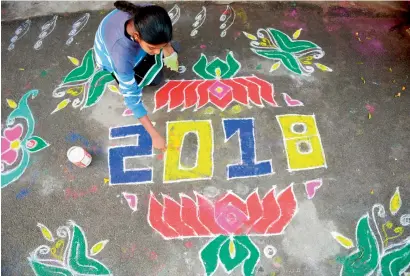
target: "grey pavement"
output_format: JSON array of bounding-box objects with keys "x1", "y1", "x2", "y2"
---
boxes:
[{"x1": 1, "y1": 2, "x2": 410, "y2": 276}]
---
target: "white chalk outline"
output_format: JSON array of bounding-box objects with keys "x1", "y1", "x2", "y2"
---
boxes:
[
  {"x1": 190, "y1": 6, "x2": 206, "y2": 37},
  {"x1": 400, "y1": 214, "x2": 410, "y2": 227},
  {"x1": 108, "y1": 123, "x2": 154, "y2": 185},
  {"x1": 191, "y1": 7, "x2": 206, "y2": 35},
  {"x1": 66, "y1": 13, "x2": 90, "y2": 46},
  {"x1": 168, "y1": 4, "x2": 181, "y2": 26},
  {"x1": 8, "y1": 19, "x2": 31, "y2": 51},
  {"x1": 222, "y1": 118, "x2": 274, "y2": 180},
  {"x1": 163, "y1": 120, "x2": 214, "y2": 183},
  {"x1": 34, "y1": 15, "x2": 58, "y2": 50},
  {"x1": 263, "y1": 245, "x2": 277, "y2": 258},
  {"x1": 276, "y1": 114, "x2": 328, "y2": 172},
  {"x1": 219, "y1": 5, "x2": 236, "y2": 38}
]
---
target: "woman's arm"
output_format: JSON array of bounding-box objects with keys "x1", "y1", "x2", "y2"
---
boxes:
[{"x1": 139, "y1": 115, "x2": 166, "y2": 151}]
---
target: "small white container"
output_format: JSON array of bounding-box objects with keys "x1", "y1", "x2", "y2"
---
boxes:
[{"x1": 67, "y1": 146, "x2": 92, "y2": 168}]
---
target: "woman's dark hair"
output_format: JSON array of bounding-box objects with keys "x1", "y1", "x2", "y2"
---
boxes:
[{"x1": 114, "y1": 1, "x2": 172, "y2": 45}]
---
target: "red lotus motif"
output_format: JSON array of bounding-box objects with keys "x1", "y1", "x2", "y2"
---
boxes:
[
  {"x1": 153, "y1": 76, "x2": 279, "y2": 112},
  {"x1": 148, "y1": 184, "x2": 297, "y2": 239}
]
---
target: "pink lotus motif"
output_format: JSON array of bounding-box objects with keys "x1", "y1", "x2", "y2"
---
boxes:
[
  {"x1": 1, "y1": 124, "x2": 24, "y2": 166},
  {"x1": 148, "y1": 184, "x2": 298, "y2": 239}
]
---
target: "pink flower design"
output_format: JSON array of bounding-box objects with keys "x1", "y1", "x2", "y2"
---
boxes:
[
  {"x1": 1, "y1": 124, "x2": 24, "y2": 166},
  {"x1": 148, "y1": 184, "x2": 298, "y2": 239}
]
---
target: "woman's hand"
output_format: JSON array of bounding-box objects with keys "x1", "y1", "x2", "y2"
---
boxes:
[
  {"x1": 163, "y1": 43, "x2": 175, "y2": 57},
  {"x1": 138, "y1": 115, "x2": 167, "y2": 151},
  {"x1": 163, "y1": 43, "x2": 179, "y2": 72},
  {"x1": 152, "y1": 133, "x2": 167, "y2": 151}
]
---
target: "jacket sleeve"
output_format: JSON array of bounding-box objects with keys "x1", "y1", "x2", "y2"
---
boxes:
[{"x1": 111, "y1": 44, "x2": 147, "y2": 118}]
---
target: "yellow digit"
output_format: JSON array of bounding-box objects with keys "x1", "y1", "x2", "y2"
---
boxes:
[
  {"x1": 164, "y1": 120, "x2": 213, "y2": 182},
  {"x1": 276, "y1": 114, "x2": 327, "y2": 171}
]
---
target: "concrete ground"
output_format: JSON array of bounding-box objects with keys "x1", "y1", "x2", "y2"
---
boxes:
[{"x1": 1, "y1": 1, "x2": 410, "y2": 276}]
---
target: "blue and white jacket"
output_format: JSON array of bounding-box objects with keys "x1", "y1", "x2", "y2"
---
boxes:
[{"x1": 94, "y1": 9, "x2": 149, "y2": 118}]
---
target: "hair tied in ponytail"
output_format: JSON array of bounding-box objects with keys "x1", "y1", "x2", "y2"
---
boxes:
[{"x1": 114, "y1": 1, "x2": 139, "y2": 15}]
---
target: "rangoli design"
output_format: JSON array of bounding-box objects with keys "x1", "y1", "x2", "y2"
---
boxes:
[
  {"x1": 1, "y1": 90, "x2": 50, "y2": 188},
  {"x1": 29, "y1": 221, "x2": 111, "y2": 275},
  {"x1": 332, "y1": 187, "x2": 409, "y2": 276},
  {"x1": 148, "y1": 184, "x2": 298, "y2": 275},
  {"x1": 244, "y1": 28, "x2": 332, "y2": 76},
  {"x1": 154, "y1": 51, "x2": 278, "y2": 112}
]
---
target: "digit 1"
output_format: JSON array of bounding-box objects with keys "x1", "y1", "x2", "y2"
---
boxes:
[{"x1": 223, "y1": 118, "x2": 273, "y2": 179}]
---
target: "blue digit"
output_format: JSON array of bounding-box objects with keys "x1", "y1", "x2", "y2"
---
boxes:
[
  {"x1": 109, "y1": 124, "x2": 153, "y2": 184},
  {"x1": 223, "y1": 118, "x2": 273, "y2": 179}
]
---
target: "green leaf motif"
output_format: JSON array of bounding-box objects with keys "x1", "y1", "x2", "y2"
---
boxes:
[
  {"x1": 251, "y1": 49, "x2": 302, "y2": 75},
  {"x1": 30, "y1": 260, "x2": 73, "y2": 276},
  {"x1": 268, "y1": 28, "x2": 320, "y2": 54},
  {"x1": 26, "y1": 136, "x2": 50, "y2": 153},
  {"x1": 205, "y1": 57, "x2": 230, "y2": 79},
  {"x1": 219, "y1": 238, "x2": 249, "y2": 273},
  {"x1": 200, "y1": 235, "x2": 228, "y2": 275},
  {"x1": 68, "y1": 223, "x2": 111, "y2": 275},
  {"x1": 341, "y1": 215, "x2": 379, "y2": 276},
  {"x1": 193, "y1": 54, "x2": 215, "y2": 80},
  {"x1": 380, "y1": 241, "x2": 410, "y2": 276},
  {"x1": 235, "y1": 236, "x2": 260, "y2": 276},
  {"x1": 83, "y1": 71, "x2": 114, "y2": 108},
  {"x1": 199, "y1": 235, "x2": 260, "y2": 276},
  {"x1": 193, "y1": 52, "x2": 241, "y2": 80},
  {"x1": 223, "y1": 52, "x2": 241, "y2": 78},
  {"x1": 63, "y1": 49, "x2": 95, "y2": 84}
]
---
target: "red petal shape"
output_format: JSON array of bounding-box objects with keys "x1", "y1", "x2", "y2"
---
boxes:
[
  {"x1": 209, "y1": 92, "x2": 233, "y2": 110},
  {"x1": 180, "y1": 194, "x2": 212, "y2": 236},
  {"x1": 266, "y1": 184, "x2": 298, "y2": 234},
  {"x1": 246, "y1": 76, "x2": 278, "y2": 107},
  {"x1": 215, "y1": 192, "x2": 248, "y2": 217},
  {"x1": 222, "y1": 79, "x2": 249, "y2": 106},
  {"x1": 196, "y1": 80, "x2": 214, "y2": 109},
  {"x1": 251, "y1": 187, "x2": 281, "y2": 233},
  {"x1": 163, "y1": 195, "x2": 197, "y2": 236},
  {"x1": 243, "y1": 191, "x2": 263, "y2": 234},
  {"x1": 148, "y1": 193, "x2": 179, "y2": 239},
  {"x1": 169, "y1": 81, "x2": 193, "y2": 111},
  {"x1": 195, "y1": 192, "x2": 227, "y2": 235},
  {"x1": 183, "y1": 80, "x2": 202, "y2": 110},
  {"x1": 234, "y1": 77, "x2": 264, "y2": 107},
  {"x1": 154, "y1": 80, "x2": 181, "y2": 112}
]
